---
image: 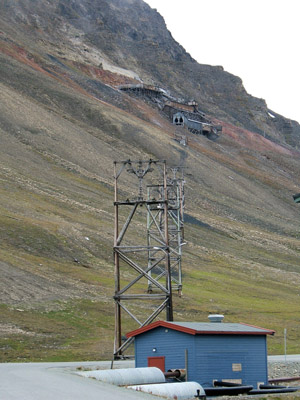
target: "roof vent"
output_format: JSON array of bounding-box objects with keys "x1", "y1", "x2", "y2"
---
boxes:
[{"x1": 208, "y1": 314, "x2": 224, "y2": 323}]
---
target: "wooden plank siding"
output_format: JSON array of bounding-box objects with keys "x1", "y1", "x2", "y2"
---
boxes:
[
  {"x1": 134, "y1": 327, "x2": 268, "y2": 388},
  {"x1": 193, "y1": 335, "x2": 268, "y2": 388},
  {"x1": 135, "y1": 327, "x2": 195, "y2": 372}
]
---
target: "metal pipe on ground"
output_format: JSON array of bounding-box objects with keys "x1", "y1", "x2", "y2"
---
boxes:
[
  {"x1": 249, "y1": 387, "x2": 298, "y2": 394},
  {"x1": 262, "y1": 384, "x2": 300, "y2": 390},
  {"x1": 214, "y1": 380, "x2": 243, "y2": 387},
  {"x1": 128, "y1": 381, "x2": 205, "y2": 400},
  {"x1": 260, "y1": 384, "x2": 292, "y2": 389},
  {"x1": 205, "y1": 385, "x2": 253, "y2": 396},
  {"x1": 77, "y1": 367, "x2": 165, "y2": 386},
  {"x1": 269, "y1": 376, "x2": 300, "y2": 383},
  {"x1": 164, "y1": 369, "x2": 186, "y2": 380}
]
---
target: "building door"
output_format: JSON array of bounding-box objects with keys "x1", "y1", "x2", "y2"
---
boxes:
[{"x1": 148, "y1": 356, "x2": 165, "y2": 372}]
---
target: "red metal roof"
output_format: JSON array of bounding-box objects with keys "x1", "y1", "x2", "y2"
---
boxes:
[{"x1": 126, "y1": 320, "x2": 275, "y2": 338}]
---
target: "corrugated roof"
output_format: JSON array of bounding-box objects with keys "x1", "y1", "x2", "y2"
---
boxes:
[{"x1": 126, "y1": 320, "x2": 275, "y2": 338}]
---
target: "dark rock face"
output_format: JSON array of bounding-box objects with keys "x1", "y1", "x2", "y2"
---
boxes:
[{"x1": 1, "y1": 0, "x2": 300, "y2": 146}]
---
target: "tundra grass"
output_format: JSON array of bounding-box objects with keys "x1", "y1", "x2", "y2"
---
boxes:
[
  {"x1": 0, "y1": 300, "x2": 115, "y2": 362},
  {"x1": 1, "y1": 167, "x2": 300, "y2": 359}
]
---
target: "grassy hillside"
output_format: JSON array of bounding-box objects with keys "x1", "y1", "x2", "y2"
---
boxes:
[{"x1": 1, "y1": 1, "x2": 300, "y2": 362}]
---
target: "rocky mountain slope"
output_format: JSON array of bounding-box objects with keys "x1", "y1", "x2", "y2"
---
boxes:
[
  {"x1": 1, "y1": 0, "x2": 300, "y2": 361},
  {"x1": 2, "y1": 0, "x2": 300, "y2": 145}
]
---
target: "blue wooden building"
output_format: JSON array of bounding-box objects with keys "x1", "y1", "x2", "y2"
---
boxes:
[{"x1": 126, "y1": 316, "x2": 275, "y2": 389}]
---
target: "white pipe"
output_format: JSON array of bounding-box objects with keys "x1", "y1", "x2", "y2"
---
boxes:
[
  {"x1": 77, "y1": 367, "x2": 165, "y2": 386},
  {"x1": 128, "y1": 381, "x2": 205, "y2": 400}
]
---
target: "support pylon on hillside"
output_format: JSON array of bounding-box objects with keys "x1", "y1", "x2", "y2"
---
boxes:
[
  {"x1": 146, "y1": 167, "x2": 185, "y2": 296},
  {"x1": 113, "y1": 160, "x2": 173, "y2": 359}
]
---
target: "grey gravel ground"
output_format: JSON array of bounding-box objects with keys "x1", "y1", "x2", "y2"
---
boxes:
[{"x1": 269, "y1": 362, "x2": 300, "y2": 380}]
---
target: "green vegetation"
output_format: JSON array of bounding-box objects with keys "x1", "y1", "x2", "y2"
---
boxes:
[
  {"x1": 1, "y1": 5, "x2": 300, "y2": 362},
  {"x1": 0, "y1": 301, "x2": 115, "y2": 362},
  {"x1": 1, "y1": 153, "x2": 300, "y2": 360}
]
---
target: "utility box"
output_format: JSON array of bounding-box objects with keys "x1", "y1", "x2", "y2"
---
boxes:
[{"x1": 126, "y1": 316, "x2": 275, "y2": 388}]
